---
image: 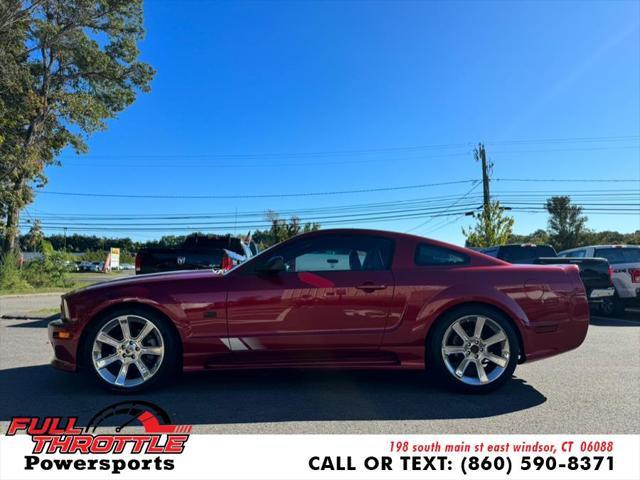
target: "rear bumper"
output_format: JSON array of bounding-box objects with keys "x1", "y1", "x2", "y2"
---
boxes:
[
  {"x1": 613, "y1": 282, "x2": 640, "y2": 299},
  {"x1": 48, "y1": 319, "x2": 79, "y2": 372},
  {"x1": 520, "y1": 295, "x2": 590, "y2": 363}
]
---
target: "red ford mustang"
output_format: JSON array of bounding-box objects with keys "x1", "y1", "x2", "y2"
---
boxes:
[{"x1": 49, "y1": 229, "x2": 589, "y2": 393}]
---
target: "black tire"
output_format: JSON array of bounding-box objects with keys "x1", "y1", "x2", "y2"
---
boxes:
[
  {"x1": 598, "y1": 295, "x2": 625, "y2": 317},
  {"x1": 427, "y1": 305, "x2": 519, "y2": 394},
  {"x1": 81, "y1": 306, "x2": 180, "y2": 393}
]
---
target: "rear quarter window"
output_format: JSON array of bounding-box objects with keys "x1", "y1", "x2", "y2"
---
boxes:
[{"x1": 415, "y1": 244, "x2": 470, "y2": 266}]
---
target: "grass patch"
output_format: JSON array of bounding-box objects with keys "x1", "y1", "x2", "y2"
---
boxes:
[
  {"x1": 28, "y1": 306, "x2": 60, "y2": 315},
  {"x1": 0, "y1": 283, "x2": 81, "y2": 296}
]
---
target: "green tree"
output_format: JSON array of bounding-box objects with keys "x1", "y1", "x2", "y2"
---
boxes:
[
  {"x1": 21, "y1": 240, "x2": 73, "y2": 288},
  {"x1": 579, "y1": 229, "x2": 640, "y2": 246},
  {"x1": 24, "y1": 218, "x2": 43, "y2": 250},
  {"x1": 545, "y1": 196, "x2": 588, "y2": 251},
  {"x1": 0, "y1": 0, "x2": 155, "y2": 254},
  {"x1": 0, "y1": 0, "x2": 33, "y2": 246},
  {"x1": 509, "y1": 228, "x2": 549, "y2": 245},
  {"x1": 462, "y1": 201, "x2": 515, "y2": 248},
  {"x1": 253, "y1": 211, "x2": 320, "y2": 249}
]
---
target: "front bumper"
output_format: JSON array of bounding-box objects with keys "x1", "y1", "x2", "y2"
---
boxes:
[{"x1": 48, "y1": 319, "x2": 80, "y2": 372}]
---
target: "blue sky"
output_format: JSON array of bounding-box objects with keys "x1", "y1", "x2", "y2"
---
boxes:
[{"x1": 28, "y1": 0, "x2": 640, "y2": 244}]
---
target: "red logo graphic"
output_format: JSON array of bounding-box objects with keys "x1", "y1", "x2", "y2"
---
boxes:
[{"x1": 6, "y1": 401, "x2": 192, "y2": 474}]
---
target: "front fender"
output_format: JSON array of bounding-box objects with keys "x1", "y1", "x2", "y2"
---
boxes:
[{"x1": 68, "y1": 285, "x2": 191, "y2": 342}]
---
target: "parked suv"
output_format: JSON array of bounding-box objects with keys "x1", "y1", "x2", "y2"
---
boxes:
[{"x1": 559, "y1": 245, "x2": 640, "y2": 316}]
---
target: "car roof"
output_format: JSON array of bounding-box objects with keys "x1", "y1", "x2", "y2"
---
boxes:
[
  {"x1": 565, "y1": 245, "x2": 639, "y2": 250},
  {"x1": 292, "y1": 227, "x2": 446, "y2": 244},
  {"x1": 481, "y1": 244, "x2": 554, "y2": 248},
  {"x1": 287, "y1": 228, "x2": 483, "y2": 256}
]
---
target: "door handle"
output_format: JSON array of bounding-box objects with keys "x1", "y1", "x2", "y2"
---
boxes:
[{"x1": 355, "y1": 283, "x2": 387, "y2": 293}]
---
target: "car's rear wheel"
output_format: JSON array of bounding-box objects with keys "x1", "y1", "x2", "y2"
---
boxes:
[
  {"x1": 428, "y1": 306, "x2": 519, "y2": 393},
  {"x1": 599, "y1": 294, "x2": 625, "y2": 317},
  {"x1": 82, "y1": 307, "x2": 179, "y2": 393}
]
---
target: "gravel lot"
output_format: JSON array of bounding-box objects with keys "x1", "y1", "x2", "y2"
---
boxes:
[{"x1": 1, "y1": 292, "x2": 638, "y2": 434}]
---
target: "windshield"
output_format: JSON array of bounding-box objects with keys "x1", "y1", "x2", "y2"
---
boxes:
[{"x1": 223, "y1": 239, "x2": 284, "y2": 274}]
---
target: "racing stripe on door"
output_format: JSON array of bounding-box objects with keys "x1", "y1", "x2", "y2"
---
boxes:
[{"x1": 220, "y1": 337, "x2": 249, "y2": 351}]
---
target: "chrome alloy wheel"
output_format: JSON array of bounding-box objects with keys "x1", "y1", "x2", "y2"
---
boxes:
[
  {"x1": 91, "y1": 315, "x2": 165, "y2": 388},
  {"x1": 441, "y1": 315, "x2": 510, "y2": 386}
]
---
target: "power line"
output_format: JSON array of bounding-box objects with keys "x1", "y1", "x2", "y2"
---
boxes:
[
  {"x1": 406, "y1": 182, "x2": 481, "y2": 233},
  {"x1": 22, "y1": 207, "x2": 640, "y2": 233},
  {"x1": 495, "y1": 178, "x2": 640, "y2": 183},
  {"x1": 422, "y1": 214, "x2": 468, "y2": 236},
  {"x1": 19, "y1": 209, "x2": 479, "y2": 232},
  {"x1": 34, "y1": 178, "x2": 640, "y2": 200},
  {"x1": 36, "y1": 180, "x2": 477, "y2": 199},
  {"x1": 486, "y1": 135, "x2": 640, "y2": 146},
  {"x1": 28, "y1": 188, "x2": 639, "y2": 218},
  {"x1": 27, "y1": 190, "x2": 639, "y2": 226},
  {"x1": 56, "y1": 151, "x2": 475, "y2": 168},
  {"x1": 20, "y1": 203, "x2": 640, "y2": 232},
  {"x1": 53, "y1": 144, "x2": 640, "y2": 169},
  {"x1": 56, "y1": 135, "x2": 639, "y2": 161},
  {"x1": 23, "y1": 203, "x2": 485, "y2": 227}
]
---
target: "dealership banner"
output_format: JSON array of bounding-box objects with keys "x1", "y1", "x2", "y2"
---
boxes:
[{"x1": 1, "y1": 430, "x2": 638, "y2": 480}]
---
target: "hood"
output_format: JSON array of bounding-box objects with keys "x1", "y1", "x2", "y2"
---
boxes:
[{"x1": 64, "y1": 269, "x2": 223, "y2": 298}]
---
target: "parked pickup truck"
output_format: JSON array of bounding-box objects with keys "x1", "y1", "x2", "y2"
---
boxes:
[
  {"x1": 135, "y1": 234, "x2": 258, "y2": 275},
  {"x1": 478, "y1": 244, "x2": 615, "y2": 307},
  {"x1": 559, "y1": 244, "x2": 640, "y2": 316}
]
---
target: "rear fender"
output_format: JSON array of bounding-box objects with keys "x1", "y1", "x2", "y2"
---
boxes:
[
  {"x1": 416, "y1": 284, "x2": 530, "y2": 334},
  {"x1": 381, "y1": 283, "x2": 529, "y2": 367}
]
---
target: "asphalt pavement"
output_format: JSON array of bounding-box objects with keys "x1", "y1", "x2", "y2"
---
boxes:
[{"x1": 1, "y1": 293, "x2": 638, "y2": 434}]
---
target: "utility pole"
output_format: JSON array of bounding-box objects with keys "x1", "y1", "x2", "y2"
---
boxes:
[
  {"x1": 474, "y1": 143, "x2": 492, "y2": 211},
  {"x1": 63, "y1": 227, "x2": 67, "y2": 251}
]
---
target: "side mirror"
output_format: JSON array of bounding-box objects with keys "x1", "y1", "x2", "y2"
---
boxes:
[{"x1": 257, "y1": 256, "x2": 285, "y2": 274}]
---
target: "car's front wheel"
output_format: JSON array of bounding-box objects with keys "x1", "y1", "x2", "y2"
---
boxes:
[
  {"x1": 82, "y1": 307, "x2": 179, "y2": 393},
  {"x1": 428, "y1": 307, "x2": 519, "y2": 393}
]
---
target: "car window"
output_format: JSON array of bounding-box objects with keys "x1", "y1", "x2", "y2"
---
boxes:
[
  {"x1": 564, "y1": 250, "x2": 586, "y2": 258},
  {"x1": 273, "y1": 235, "x2": 394, "y2": 273},
  {"x1": 594, "y1": 248, "x2": 640, "y2": 264},
  {"x1": 415, "y1": 244, "x2": 469, "y2": 266}
]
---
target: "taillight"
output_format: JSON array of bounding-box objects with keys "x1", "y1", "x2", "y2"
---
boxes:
[
  {"x1": 608, "y1": 265, "x2": 614, "y2": 280},
  {"x1": 135, "y1": 253, "x2": 142, "y2": 272},
  {"x1": 630, "y1": 268, "x2": 640, "y2": 284},
  {"x1": 221, "y1": 256, "x2": 234, "y2": 271}
]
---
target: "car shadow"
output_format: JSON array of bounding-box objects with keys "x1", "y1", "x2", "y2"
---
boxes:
[
  {"x1": 0, "y1": 365, "x2": 546, "y2": 427},
  {"x1": 590, "y1": 314, "x2": 640, "y2": 327},
  {"x1": 3, "y1": 313, "x2": 60, "y2": 328}
]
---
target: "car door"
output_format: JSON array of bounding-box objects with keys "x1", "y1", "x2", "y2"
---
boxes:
[{"x1": 225, "y1": 233, "x2": 398, "y2": 364}]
